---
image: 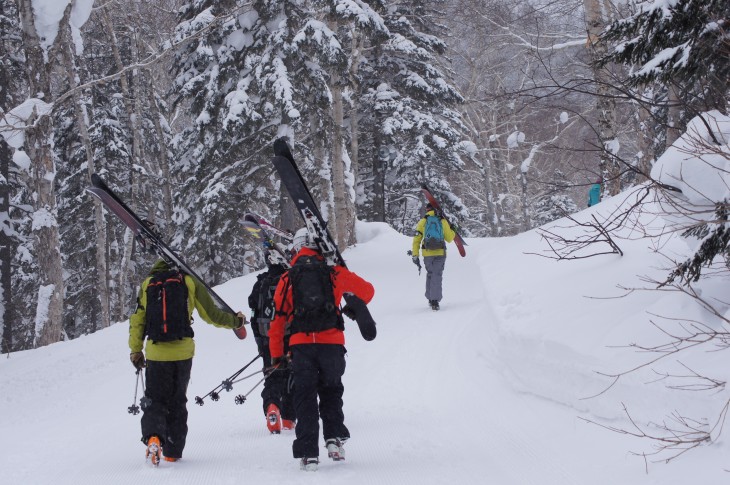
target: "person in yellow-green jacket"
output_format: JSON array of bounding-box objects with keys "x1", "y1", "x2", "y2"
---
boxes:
[
  {"x1": 411, "y1": 203, "x2": 456, "y2": 311},
  {"x1": 129, "y1": 259, "x2": 246, "y2": 465}
]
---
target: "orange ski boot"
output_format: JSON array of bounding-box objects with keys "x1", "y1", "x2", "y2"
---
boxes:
[
  {"x1": 282, "y1": 418, "x2": 295, "y2": 430},
  {"x1": 266, "y1": 403, "x2": 282, "y2": 434},
  {"x1": 146, "y1": 436, "x2": 162, "y2": 466}
]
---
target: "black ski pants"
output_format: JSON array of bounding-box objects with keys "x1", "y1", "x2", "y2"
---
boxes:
[
  {"x1": 291, "y1": 344, "x2": 349, "y2": 459},
  {"x1": 141, "y1": 358, "x2": 192, "y2": 459},
  {"x1": 258, "y1": 336, "x2": 295, "y2": 421}
]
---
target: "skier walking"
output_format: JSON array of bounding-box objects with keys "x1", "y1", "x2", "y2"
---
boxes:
[
  {"x1": 247, "y1": 250, "x2": 295, "y2": 433},
  {"x1": 268, "y1": 228, "x2": 375, "y2": 471},
  {"x1": 129, "y1": 259, "x2": 247, "y2": 465},
  {"x1": 588, "y1": 177, "x2": 602, "y2": 207},
  {"x1": 411, "y1": 203, "x2": 456, "y2": 310}
]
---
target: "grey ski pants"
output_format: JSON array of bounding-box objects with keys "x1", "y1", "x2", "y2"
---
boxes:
[{"x1": 424, "y1": 255, "x2": 446, "y2": 302}]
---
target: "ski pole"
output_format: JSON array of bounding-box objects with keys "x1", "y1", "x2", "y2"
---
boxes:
[
  {"x1": 128, "y1": 369, "x2": 142, "y2": 415},
  {"x1": 127, "y1": 369, "x2": 150, "y2": 415},
  {"x1": 230, "y1": 367, "x2": 268, "y2": 385},
  {"x1": 195, "y1": 353, "x2": 262, "y2": 405},
  {"x1": 407, "y1": 250, "x2": 421, "y2": 275},
  {"x1": 233, "y1": 365, "x2": 281, "y2": 405}
]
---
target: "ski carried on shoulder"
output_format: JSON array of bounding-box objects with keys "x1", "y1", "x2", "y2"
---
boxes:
[
  {"x1": 240, "y1": 213, "x2": 291, "y2": 267},
  {"x1": 86, "y1": 174, "x2": 247, "y2": 339},
  {"x1": 421, "y1": 183, "x2": 467, "y2": 257},
  {"x1": 272, "y1": 138, "x2": 344, "y2": 267},
  {"x1": 247, "y1": 213, "x2": 294, "y2": 242},
  {"x1": 271, "y1": 138, "x2": 376, "y2": 341}
]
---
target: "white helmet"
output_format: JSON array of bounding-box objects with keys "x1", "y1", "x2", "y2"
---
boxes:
[{"x1": 291, "y1": 228, "x2": 316, "y2": 254}]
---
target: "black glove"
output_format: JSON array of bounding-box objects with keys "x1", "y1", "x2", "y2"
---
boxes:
[
  {"x1": 271, "y1": 356, "x2": 289, "y2": 370},
  {"x1": 342, "y1": 305, "x2": 356, "y2": 320},
  {"x1": 130, "y1": 351, "x2": 146, "y2": 370}
]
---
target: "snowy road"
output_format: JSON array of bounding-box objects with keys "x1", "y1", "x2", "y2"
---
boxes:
[{"x1": 1, "y1": 221, "x2": 726, "y2": 484}]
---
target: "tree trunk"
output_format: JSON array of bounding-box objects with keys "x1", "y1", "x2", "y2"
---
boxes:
[
  {"x1": 584, "y1": 0, "x2": 620, "y2": 197},
  {"x1": 666, "y1": 85, "x2": 681, "y2": 148},
  {"x1": 0, "y1": 137, "x2": 12, "y2": 352},
  {"x1": 18, "y1": 0, "x2": 67, "y2": 347},
  {"x1": 330, "y1": 78, "x2": 354, "y2": 248},
  {"x1": 60, "y1": 21, "x2": 111, "y2": 331},
  {"x1": 103, "y1": 8, "x2": 143, "y2": 316},
  {"x1": 146, "y1": 86, "x2": 173, "y2": 238}
]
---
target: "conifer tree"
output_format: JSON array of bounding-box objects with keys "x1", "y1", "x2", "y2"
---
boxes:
[
  {"x1": 599, "y1": 0, "x2": 729, "y2": 113},
  {"x1": 358, "y1": 0, "x2": 468, "y2": 231},
  {"x1": 0, "y1": 0, "x2": 25, "y2": 351}
]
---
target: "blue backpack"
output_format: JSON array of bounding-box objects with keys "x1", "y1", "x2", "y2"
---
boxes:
[{"x1": 422, "y1": 215, "x2": 445, "y2": 250}]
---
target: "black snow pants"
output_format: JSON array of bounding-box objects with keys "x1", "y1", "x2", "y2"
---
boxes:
[
  {"x1": 258, "y1": 336, "x2": 295, "y2": 421},
  {"x1": 141, "y1": 358, "x2": 192, "y2": 458},
  {"x1": 291, "y1": 344, "x2": 350, "y2": 459}
]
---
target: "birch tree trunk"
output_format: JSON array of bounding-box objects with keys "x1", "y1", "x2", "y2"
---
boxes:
[
  {"x1": 666, "y1": 85, "x2": 681, "y2": 148},
  {"x1": 330, "y1": 78, "x2": 354, "y2": 248},
  {"x1": 17, "y1": 0, "x2": 67, "y2": 347},
  {"x1": 60, "y1": 21, "x2": 111, "y2": 331},
  {"x1": 146, "y1": 86, "x2": 173, "y2": 238},
  {"x1": 584, "y1": 0, "x2": 620, "y2": 197},
  {"x1": 102, "y1": 8, "x2": 143, "y2": 316}
]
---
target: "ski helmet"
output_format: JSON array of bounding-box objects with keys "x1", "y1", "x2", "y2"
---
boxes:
[{"x1": 291, "y1": 228, "x2": 316, "y2": 254}]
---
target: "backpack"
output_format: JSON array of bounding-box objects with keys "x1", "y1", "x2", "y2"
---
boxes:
[
  {"x1": 255, "y1": 269, "x2": 284, "y2": 337},
  {"x1": 286, "y1": 255, "x2": 342, "y2": 334},
  {"x1": 144, "y1": 270, "x2": 193, "y2": 342},
  {"x1": 422, "y1": 215, "x2": 445, "y2": 250}
]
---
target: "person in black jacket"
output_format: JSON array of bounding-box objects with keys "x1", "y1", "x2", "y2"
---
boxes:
[{"x1": 248, "y1": 251, "x2": 294, "y2": 433}]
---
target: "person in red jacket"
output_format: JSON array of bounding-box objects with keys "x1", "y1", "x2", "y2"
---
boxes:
[{"x1": 268, "y1": 228, "x2": 374, "y2": 471}]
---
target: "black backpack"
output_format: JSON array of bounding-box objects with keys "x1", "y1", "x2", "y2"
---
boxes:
[
  {"x1": 255, "y1": 268, "x2": 285, "y2": 336},
  {"x1": 286, "y1": 256, "x2": 342, "y2": 334},
  {"x1": 144, "y1": 270, "x2": 193, "y2": 342}
]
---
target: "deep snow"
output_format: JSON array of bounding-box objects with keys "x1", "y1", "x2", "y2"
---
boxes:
[{"x1": 2, "y1": 192, "x2": 730, "y2": 484}]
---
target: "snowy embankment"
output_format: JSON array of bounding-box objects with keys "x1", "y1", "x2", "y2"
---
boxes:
[{"x1": 2, "y1": 190, "x2": 729, "y2": 483}]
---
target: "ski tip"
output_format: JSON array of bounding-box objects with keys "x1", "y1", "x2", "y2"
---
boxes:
[{"x1": 273, "y1": 137, "x2": 294, "y2": 161}]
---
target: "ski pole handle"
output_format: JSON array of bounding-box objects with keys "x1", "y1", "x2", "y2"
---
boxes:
[{"x1": 407, "y1": 250, "x2": 421, "y2": 275}]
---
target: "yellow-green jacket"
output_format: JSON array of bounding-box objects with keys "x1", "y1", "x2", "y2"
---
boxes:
[
  {"x1": 129, "y1": 260, "x2": 239, "y2": 361},
  {"x1": 411, "y1": 210, "x2": 456, "y2": 257}
]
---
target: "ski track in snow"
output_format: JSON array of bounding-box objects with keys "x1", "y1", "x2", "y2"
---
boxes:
[{"x1": 1, "y1": 221, "x2": 726, "y2": 484}]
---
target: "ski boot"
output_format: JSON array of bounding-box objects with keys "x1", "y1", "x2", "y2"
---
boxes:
[
  {"x1": 266, "y1": 403, "x2": 282, "y2": 434},
  {"x1": 429, "y1": 300, "x2": 440, "y2": 311},
  {"x1": 146, "y1": 436, "x2": 162, "y2": 466},
  {"x1": 163, "y1": 456, "x2": 179, "y2": 463},
  {"x1": 282, "y1": 418, "x2": 295, "y2": 430},
  {"x1": 300, "y1": 457, "x2": 319, "y2": 471},
  {"x1": 325, "y1": 438, "x2": 346, "y2": 461}
]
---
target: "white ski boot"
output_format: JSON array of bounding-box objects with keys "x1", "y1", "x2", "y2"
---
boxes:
[{"x1": 326, "y1": 438, "x2": 346, "y2": 461}]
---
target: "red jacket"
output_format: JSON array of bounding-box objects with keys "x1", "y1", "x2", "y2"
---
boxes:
[{"x1": 268, "y1": 248, "x2": 375, "y2": 358}]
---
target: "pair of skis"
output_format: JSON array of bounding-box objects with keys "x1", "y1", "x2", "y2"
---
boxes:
[
  {"x1": 240, "y1": 213, "x2": 292, "y2": 267},
  {"x1": 85, "y1": 174, "x2": 247, "y2": 339},
  {"x1": 270, "y1": 138, "x2": 376, "y2": 341},
  {"x1": 421, "y1": 183, "x2": 467, "y2": 257}
]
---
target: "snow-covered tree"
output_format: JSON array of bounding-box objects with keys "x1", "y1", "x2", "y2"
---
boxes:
[
  {"x1": 171, "y1": 0, "x2": 388, "y2": 277},
  {"x1": 358, "y1": 0, "x2": 468, "y2": 231},
  {"x1": 0, "y1": 0, "x2": 25, "y2": 352},
  {"x1": 530, "y1": 170, "x2": 578, "y2": 228},
  {"x1": 599, "y1": 0, "x2": 729, "y2": 114}
]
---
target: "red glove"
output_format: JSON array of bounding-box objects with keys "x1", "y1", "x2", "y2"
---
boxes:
[{"x1": 233, "y1": 312, "x2": 247, "y2": 339}]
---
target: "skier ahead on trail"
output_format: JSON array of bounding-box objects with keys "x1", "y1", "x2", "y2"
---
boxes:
[
  {"x1": 268, "y1": 228, "x2": 375, "y2": 472},
  {"x1": 588, "y1": 177, "x2": 602, "y2": 207},
  {"x1": 129, "y1": 259, "x2": 246, "y2": 466},
  {"x1": 247, "y1": 251, "x2": 295, "y2": 434},
  {"x1": 411, "y1": 203, "x2": 456, "y2": 311}
]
